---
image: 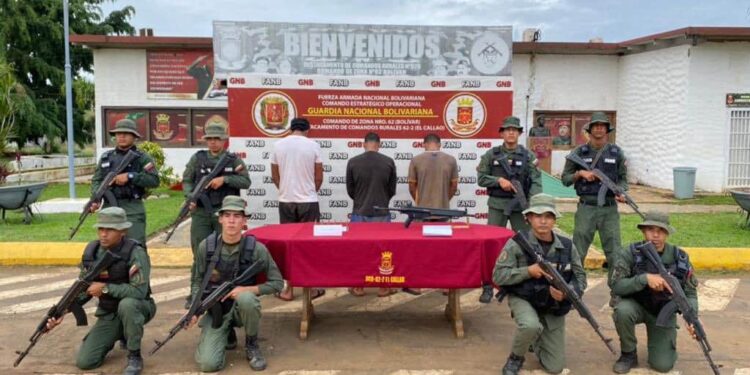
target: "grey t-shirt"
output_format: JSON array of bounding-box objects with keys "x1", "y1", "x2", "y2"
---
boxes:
[{"x1": 408, "y1": 151, "x2": 458, "y2": 209}]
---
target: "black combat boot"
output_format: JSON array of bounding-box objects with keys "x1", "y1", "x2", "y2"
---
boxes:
[
  {"x1": 245, "y1": 335, "x2": 267, "y2": 371},
  {"x1": 502, "y1": 353, "x2": 525, "y2": 375},
  {"x1": 479, "y1": 284, "x2": 494, "y2": 304},
  {"x1": 226, "y1": 328, "x2": 238, "y2": 350},
  {"x1": 613, "y1": 350, "x2": 638, "y2": 374},
  {"x1": 123, "y1": 350, "x2": 143, "y2": 375}
]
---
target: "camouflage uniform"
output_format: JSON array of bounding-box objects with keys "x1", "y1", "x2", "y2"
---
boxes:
[
  {"x1": 92, "y1": 119, "x2": 160, "y2": 245},
  {"x1": 610, "y1": 212, "x2": 699, "y2": 373}
]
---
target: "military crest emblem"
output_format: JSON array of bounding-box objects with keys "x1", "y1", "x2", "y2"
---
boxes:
[{"x1": 379, "y1": 251, "x2": 394, "y2": 276}]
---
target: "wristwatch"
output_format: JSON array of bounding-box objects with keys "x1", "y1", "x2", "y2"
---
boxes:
[
  {"x1": 101, "y1": 285, "x2": 109, "y2": 295},
  {"x1": 127, "y1": 172, "x2": 134, "y2": 181}
]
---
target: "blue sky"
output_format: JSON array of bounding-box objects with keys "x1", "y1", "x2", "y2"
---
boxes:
[{"x1": 102, "y1": 0, "x2": 750, "y2": 42}]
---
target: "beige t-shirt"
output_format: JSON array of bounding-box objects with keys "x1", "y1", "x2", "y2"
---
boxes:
[{"x1": 408, "y1": 151, "x2": 458, "y2": 209}]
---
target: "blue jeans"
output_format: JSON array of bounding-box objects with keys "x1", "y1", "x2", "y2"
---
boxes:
[{"x1": 350, "y1": 214, "x2": 391, "y2": 223}]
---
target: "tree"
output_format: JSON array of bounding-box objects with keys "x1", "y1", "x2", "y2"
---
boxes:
[{"x1": 0, "y1": 0, "x2": 135, "y2": 149}]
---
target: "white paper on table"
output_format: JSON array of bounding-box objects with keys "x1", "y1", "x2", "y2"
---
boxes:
[
  {"x1": 422, "y1": 225, "x2": 453, "y2": 237},
  {"x1": 313, "y1": 224, "x2": 345, "y2": 237}
]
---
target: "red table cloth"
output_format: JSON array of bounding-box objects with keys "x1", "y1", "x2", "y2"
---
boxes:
[{"x1": 247, "y1": 222, "x2": 513, "y2": 289}]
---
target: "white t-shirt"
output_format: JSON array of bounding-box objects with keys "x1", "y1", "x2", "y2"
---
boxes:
[{"x1": 271, "y1": 135, "x2": 322, "y2": 203}]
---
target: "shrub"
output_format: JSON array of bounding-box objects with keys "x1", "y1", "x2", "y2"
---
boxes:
[
  {"x1": 0, "y1": 158, "x2": 13, "y2": 185},
  {"x1": 139, "y1": 141, "x2": 178, "y2": 188}
]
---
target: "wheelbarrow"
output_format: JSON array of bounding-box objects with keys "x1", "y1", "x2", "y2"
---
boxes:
[
  {"x1": 730, "y1": 189, "x2": 750, "y2": 229},
  {"x1": 0, "y1": 182, "x2": 48, "y2": 224}
]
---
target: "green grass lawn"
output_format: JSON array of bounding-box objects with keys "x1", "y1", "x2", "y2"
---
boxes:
[
  {"x1": 672, "y1": 194, "x2": 737, "y2": 206},
  {"x1": 557, "y1": 212, "x2": 750, "y2": 249},
  {"x1": 39, "y1": 183, "x2": 89, "y2": 201},
  {"x1": 0, "y1": 185, "x2": 183, "y2": 242}
]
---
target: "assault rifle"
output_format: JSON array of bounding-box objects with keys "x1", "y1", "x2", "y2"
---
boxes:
[
  {"x1": 374, "y1": 204, "x2": 469, "y2": 228},
  {"x1": 14, "y1": 251, "x2": 120, "y2": 367},
  {"x1": 69, "y1": 149, "x2": 139, "y2": 240},
  {"x1": 164, "y1": 152, "x2": 236, "y2": 243},
  {"x1": 512, "y1": 232, "x2": 617, "y2": 355},
  {"x1": 149, "y1": 259, "x2": 263, "y2": 356},
  {"x1": 495, "y1": 155, "x2": 529, "y2": 216},
  {"x1": 638, "y1": 242, "x2": 721, "y2": 375},
  {"x1": 565, "y1": 153, "x2": 645, "y2": 219}
]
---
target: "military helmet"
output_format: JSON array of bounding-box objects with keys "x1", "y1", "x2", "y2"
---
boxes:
[{"x1": 584, "y1": 111, "x2": 614, "y2": 133}]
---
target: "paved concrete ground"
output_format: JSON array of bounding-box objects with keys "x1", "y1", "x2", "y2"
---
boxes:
[{"x1": 0, "y1": 266, "x2": 748, "y2": 374}]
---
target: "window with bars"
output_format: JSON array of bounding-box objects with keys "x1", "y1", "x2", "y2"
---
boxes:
[{"x1": 728, "y1": 109, "x2": 750, "y2": 187}]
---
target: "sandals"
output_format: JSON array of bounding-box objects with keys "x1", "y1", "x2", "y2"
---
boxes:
[
  {"x1": 377, "y1": 288, "x2": 398, "y2": 298},
  {"x1": 348, "y1": 287, "x2": 366, "y2": 297},
  {"x1": 275, "y1": 289, "x2": 294, "y2": 301},
  {"x1": 310, "y1": 288, "x2": 326, "y2": 300}
]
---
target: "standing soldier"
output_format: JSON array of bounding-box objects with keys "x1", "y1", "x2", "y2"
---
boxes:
[
  {"x1": 610, "y1": 212, "x2": 700, "y2": 373},
  {"x1": 561, "y1": 111, "x2": 627, "y2": 266},
  {"x1": 91, "y1": 119, "x2": 160, "y2": 245},
  {"x1": 45, "y1": 207, "x2": 156, "y2": 375},
  {"x1": 186, "y1": 196, "x2": 284, "y2": 372},
  {"x1": 493, "y1": 194, "x2": 586, "y2": 375},
  {"x1": 182, "y1": 122, "x2": 250, "y2": 308},
  {"x1": 477, "y1": 115, "x2": 542, "y2": 303}
]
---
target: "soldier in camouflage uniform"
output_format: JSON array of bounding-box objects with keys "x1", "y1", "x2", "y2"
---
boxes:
[
  {"x1": 46, "y1": 207, "x2": 155, "y2": 375},
  {"x1": 91, "y1": 119, "x2": 160, "y2": 245},
  {"x1": 561, "y1": 111, "x2": 627, "y2": 266},
  {"x1": 183, "y1": 122, "x2": 250, "y2": 308},
  {"x1": 477, "y1": 115, "x2": 542, "y2": 303},
  {"x1": 493, "y1": 194, "x2": 586, "y2": 375},
  {"x1": 183, "y1": 196, "x2": 283, "y2": 372},
  {"x1": 610, "y1": 211, "x2": 700, "y2": 374}
]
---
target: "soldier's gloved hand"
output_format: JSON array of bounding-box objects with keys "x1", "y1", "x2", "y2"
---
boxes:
[
  {"x1": 549, "y1": 286, "x2": 565, "y2": 302},
  {"x1": 498, "y1": 177, "x2": 514, "y2": 192},
  {"x1": 112, "y1": 173, "x2": 130, "y2": 186},
  {"x1": 646, "y1": 274, "x2": 673, "y2": 294},
  {"x1": 527, "y1": 264, "x2": 549, "y2": 279},
  {"x1": 208, "y1": 176, "x2": 225, "y2": 190},
  {"x1": 89, "y1": 202, "x2": 100, "y2": 213},
  {"x1": 46, "y1": 316, "x2": 64, "y2": 331}
]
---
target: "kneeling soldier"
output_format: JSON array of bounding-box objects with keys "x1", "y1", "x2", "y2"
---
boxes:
[
  {"x1": 493, "y1": 194, "x2": 586, "y2": 374},
  {"x1": 610, "y1": 211, "x2": 699, "y2": 373},
  {"x1": 46, "y1": 207, "x2": 155, "y2": 375},
  {"x1": 185, "y1": 196, "x2": 283, "y2": 372}
]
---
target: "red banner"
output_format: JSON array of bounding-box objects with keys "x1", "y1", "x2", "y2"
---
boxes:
[
  {"x1": 147, "y1": 49, "x2": 215, "y2": 100},
  {"x1": 229, "y1": 88, "x2": 512, "y2": 139}
]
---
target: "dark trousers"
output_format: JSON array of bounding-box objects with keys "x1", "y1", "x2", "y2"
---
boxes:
[{"x1": 279, "y1": 202, "x2": 320, "y2": 223}]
